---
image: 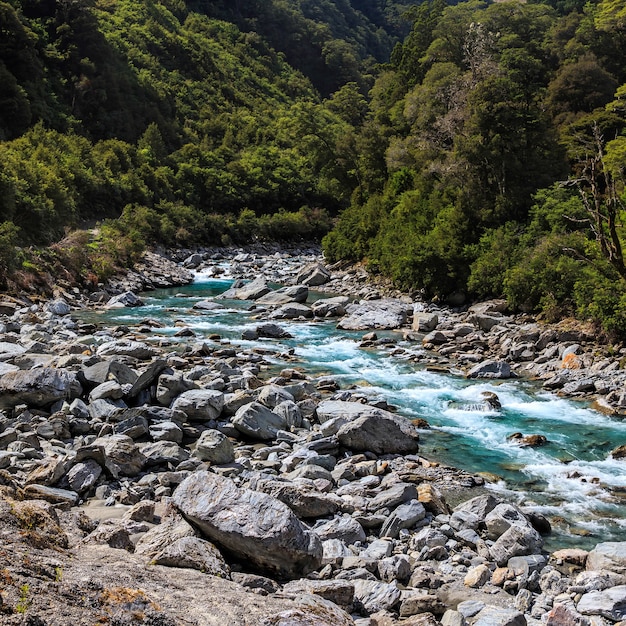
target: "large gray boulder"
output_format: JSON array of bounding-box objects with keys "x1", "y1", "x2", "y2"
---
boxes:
[
  {"x1": 577, "y1": 585, "x2": 626, "y2": 620},
  {"x1": 172, "y1": 471, "x2": 322, "y2": 579},
  {"x1": 337, "y1": 300, "x2": 411, "y2": 331},
  {"x1": 296, "y1": 263, "x2": 331, "y2": 286},
  {"x1": 96, "y1": 340, "x2": 158, "y2": 360},
  {"x1": 490, "y1": 524, "x2": 544, "y2": 566},
  {"x1": 257, "y1": 285, "x2": 309, "y2": 305},
  {"x1": 221, "y1": 277, "x2": 271, "y2": 300},
  {"x1": 316, "y1": 400, "x2": 419, "y2": 455},
  {"x1": 232, "y1": 402, "x2": 287, "y2": 440},
  {"x1": 269, "y1": 303, "x2": 313, "y2": 320},
  {"x1": 170, "y1": 389, "x2": 224, "y2": 421},
  {"x1": 466, "y1": 360, "x2": 512, "y2": 379},
  {"x1": 194, "y1": 429, "x2": 235, "y2": 464},
  {"x1": 94, "y1": 434, "x2": 146, "y2": 477},
  {"x1": 0, "y1": 368, "x2": 82, "y2": 408},
  {"x1": 312, "y1": 296, "x2": 348, "y2": 318},
  {"x1": 587, "y1": 542, "x2": 626, "y2": 574}
]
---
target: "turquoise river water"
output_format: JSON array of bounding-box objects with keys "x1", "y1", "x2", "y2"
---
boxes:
[{"x1": 82, "y1": 275, "x2": 626, "y2": 550}]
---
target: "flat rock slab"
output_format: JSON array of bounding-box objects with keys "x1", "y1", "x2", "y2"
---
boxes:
[{"x1": 172, "y1": 471, "x2": 322, "y2": 579}]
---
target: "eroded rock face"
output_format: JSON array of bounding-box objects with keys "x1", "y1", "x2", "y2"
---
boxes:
[{"x1": 172, "y1": 471, "x2": 323, "y2": 579}]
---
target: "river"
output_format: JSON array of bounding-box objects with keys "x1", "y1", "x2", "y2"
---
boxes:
[{"x1": 82, "y1": 274, "x2": 626, "y2": 550}]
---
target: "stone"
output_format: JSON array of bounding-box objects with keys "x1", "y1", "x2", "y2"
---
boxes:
[
  {"x1": 149, "y1": 421, "x2": 183, "y2": 444},
  {"x1": 312, "y1": 296, "x2": 348, "y2": 318},
  {"x1": 378, "y1": 555, "x2": 411, "y2": 584},
  {"x1": 257, "y1": 384, "x2": 295, "y2": 408},
  {"x1": 379, "y1": 499, "x2": 426, "y2": 538},
  {"x1": 282, "y1": 579, "x2": 354, "y2": 609},
  {"x1": 490, "y1": 524, "x2": 543, "y2": 566},
  {"x1": 413, "y1": 312, "x2": 439, "y2": 333},
  {"x1": 156, "y1": 372, "x2": 197, "y2": 405},
  {"x1": 485, "y1": 503, "x2": 534, "y2": 539},
  {"x1": 170, "y1": 389, "x2": 224, "y2": 421},
  {"x1": 79, "y1": 360, "x2": 138, "y2": 387},
  {"x1": 94, "y1": 434, "x2": 146, "y2": 477},
  {"x1": 257, "y1": 481, "x2": 341, "y2": 518},
  {"x1": 336, "y1": 409, "x2": 419, "y2": 454},
  {"x1": 135, "y1": 515, "x2": 197, "y2": 558},
  {"x1": 296, "y1": 263, "x2": 331, "y2": 286},
  {"x1": 0, "y1": 367, "x2": 82, "y2": 409},
  {"x1": 172, "y1": 471, "x2": 322, "y2": 579},
  {"x1": 254, "y1": 323, "x2": 293, "y2": 339},
  {"x1": 466, "y1": 360, "x2": 512, "y2": 379},
  {"x1": 587, "y1": 542, "x2": 626, "y2": 574},
  {"x1": 269, "y1": 303, "x2": 313, "y2": 319},
  {"x1": 22, "y1": 484, "x2": 79, "y2": 506},
  {"x1": 141, "y1": 441, "x2": 189, "y2": 467},
  {"x1": 257, "y1": 285, "x2": 309, "y2": 305},
  {"x1": 352, "y1": 580, "x2": 402, "y2": 614},
  {"x1": 46, "y1": 298, "x2": 71, "y2": 315},
  {"x1": 223, "y1": 276, "x2": 271, "y2": 300},
  {"x1": 96, "y1": 340, "x2": 158, "y2": 359},
  {"x1": 232, "y1": 402, "x2": 287, "y2": 440},
  {"x1": 337, "y1": 300, "x2": 411, "y2": 331},
  {"x1": 152, "y1": 536, "x2": 230, "y2": 577},
  {"x1": 545, "y1": 604, "x2": 590, "y2": 626},
  {"x1": 465, "y1": 565, "x2": 491, "y2": 588},
  {"x1": 472, "y1": 606, "x2": 526, "y2": 626},
  {"x1": 194, "y1": 429, "x2": 235, "y2": 464},
  {"x1": 66, "y1": 459, "x2": 102, "y2": 494},
  {"x1": 114, "y1": 414, "x2": 149, "y2": 440},
  {"x1": 105, "y1": 291, "x2": 144, "y2": 308},
  {"x1": 313, "y1": 514, "x2": 366, "y2": 545},
  {"x1": 577, "y1": 585, "x2": 626, "y2": 620}
]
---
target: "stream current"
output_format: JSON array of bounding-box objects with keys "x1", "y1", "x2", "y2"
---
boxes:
[{"x1": 82, "y1": 274, "x2": 626, "y2": 550}]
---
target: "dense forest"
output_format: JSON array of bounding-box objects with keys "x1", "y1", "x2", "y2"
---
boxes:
[{"x1": 2, "y1": 0, "x2": 626, "y2": 336}]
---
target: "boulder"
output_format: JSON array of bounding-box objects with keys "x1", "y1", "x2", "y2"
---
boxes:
[
  {"x1": 352, "y1": 580, "x2": 402, "y2": 614},
  {"x1": 471, "y1": 606, "x2": 526, "y2": 626},
  {"x1": 105, "y1": 291, "x2": 144, "y2": 308},
  {"x1": 94, "y1": 434, "x2": 146, "y2": 477},
  {"x1": 413, "y1": 312, "x2": 439, "y2": 333},
  {"x1": 0, "y1": 367, "x2": 82, "y2": 409},
  {"x1": 490, "y1": 524, "x2": 544, "y2": 566},
  {"x1": 170, "y1": 389, "x2": 224, "y2": 421},
  {"x1": 466, "y1": 360, "x2": 512, "y2": 379},
  {"x1": 337, "y1": 300, "x2": 411, "y2": 331},
  {"x1": 172, "y1": 471, "x2": 322, "y2": 579},
  {"x1": 152, "y1": 536, "x2": 230, "y2": 578},
  {"x1": 312, "y1": 296, "x2": 348, "y2": 318},
  {"x1": 96, "y1": 340, "x2": 158, "y2": 360},
  {"x1": 269, "y1": 303, "x2": 314, "y2": 320},
  {"x1": 79, "y1": 360, "x2": 138, "y2": 388},
  {"x1": 232, "y1": 402, "x2": 287, "y2": 440},
  {"x1": 255, "y1": 323, "x2": 293, "y2": 339},
  {"x1": 296, "y1": 263, "x2": 331, "y2": 286},
  {"x1": 194, "y1": 429, "x2": 235, "y2": 464},
  {"x1": 313, "y1": 514, "x2": 366, "y2": 545},
  {"x1": 330, "y1": 408, "x2": 419, "y2": 455},
  {"x1": 257, "y1": 285, "x2": 309, "y2": 306},
  {"x1": 221, "y1": 276, "x2": 271, "y2": 300},
  {"x1": 577, "y1": 585, "x2": 626, "y2": 620},
  {"x1": 587, "y1": 542, "x2": 626, "y2": 574}
]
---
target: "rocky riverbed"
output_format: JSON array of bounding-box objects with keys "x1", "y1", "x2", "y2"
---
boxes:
[{"x1": 0, "y1": 244, "x2": 625, "y2": 625}]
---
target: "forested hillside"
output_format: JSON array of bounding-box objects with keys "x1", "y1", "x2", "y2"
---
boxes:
[
  {"x1": 323, "y1": 0, "x2": 626, "y2": 336},
  {"x1": 2, "y1": 0, "x2": 626, "y2": 335}
]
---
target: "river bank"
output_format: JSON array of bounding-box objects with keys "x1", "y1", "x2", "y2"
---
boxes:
[{"x1": 0, "y1": 244, "x2": 625, "y2": 625}]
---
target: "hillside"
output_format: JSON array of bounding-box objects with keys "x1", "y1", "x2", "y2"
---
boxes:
[{"x1": 2, "y1": 0, "x2": 626, "y2": 335}]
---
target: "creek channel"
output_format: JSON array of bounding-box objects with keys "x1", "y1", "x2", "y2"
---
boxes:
[{"x1": 80, "y1": 275, "x2": 626, "y2": 550}]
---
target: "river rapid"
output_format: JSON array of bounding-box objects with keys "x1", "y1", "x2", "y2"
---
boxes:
[{"x1": 83, "y1": 272, "x2": 626, "y2": 551}]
